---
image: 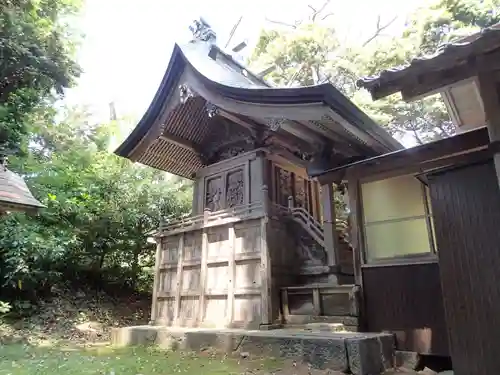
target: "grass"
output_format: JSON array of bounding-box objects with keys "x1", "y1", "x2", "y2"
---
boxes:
[{"x1": 0, "y1": 344, "x2": 282, "y2": 375}]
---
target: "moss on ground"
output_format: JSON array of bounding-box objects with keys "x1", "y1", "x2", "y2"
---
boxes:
[{"x1": 0, "y1": 344, "x2": 284, "y2": 375}]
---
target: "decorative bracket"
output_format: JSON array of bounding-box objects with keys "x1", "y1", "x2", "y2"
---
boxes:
[
  {"x1": 205, "y1": 102, "x2": 219, "y2": 118},
  {"x1": 266, "y1": 118, "x2": 285, "y2": 132},
  {"x1": 178, "y1": 84, "x2": 194, "y2": 105}
]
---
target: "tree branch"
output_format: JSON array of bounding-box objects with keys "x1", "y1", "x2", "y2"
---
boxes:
[
  {"x1": 309, "y1": 0, "x2": 331, "y2": 22},
  {"x1": 265, "y1": 17, "x2": 297, "y2": 29},
  {"x1": 362, "y1": 15, "x2": 398, "y2": 47}
]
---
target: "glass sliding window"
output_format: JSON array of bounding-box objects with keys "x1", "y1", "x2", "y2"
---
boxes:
[{"x1": 361, "y1": 175, "x2": 435, "y2": 262}]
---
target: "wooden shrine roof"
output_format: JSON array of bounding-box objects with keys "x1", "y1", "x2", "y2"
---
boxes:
[
  {"x1": 0, "y1": 165, "x2": 44, "y2": 212},
  {"x1": 116, "y1": 38, "x2": 402, "y2": 179},
  {"x1": 357, "y1": 24, "x2": 500, "y2": 101}
]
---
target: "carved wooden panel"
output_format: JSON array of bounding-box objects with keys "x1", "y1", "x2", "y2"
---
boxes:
[
  {"x1": 234, "y1": 221, "x2": 261, "y2": 254},
  {"x1": 207, "y1": 226, "x2": 230, "y2": 260},
  {"x1": 217, "y1": 144, "x2": 249, "y2": 162},
  {"x1": 160, "y1": 237, "x2": 179, "y2": 264},
  {"x1": 294, "y1": 176, "x2": 309, "y2": 209},
  {"x1": 205, "y1": 176, "x2": 222, "y2": 211},
  {"x1": 183, "y1": 231, "x2": 202, "y2": 261},
  {"x1": 226, "y1": 169, "x2": 244, "y2": 207},
  {"x1": 181, "y1": 266, "x2": 201, "y2": 291},
  {"x1": 276, "y1": 167, "x2": 293, "y2": 206}
]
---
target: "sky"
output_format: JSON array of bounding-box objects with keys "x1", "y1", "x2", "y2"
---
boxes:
[{"x1": 64, "y1": 0, "x2": 430, "y2": 128}]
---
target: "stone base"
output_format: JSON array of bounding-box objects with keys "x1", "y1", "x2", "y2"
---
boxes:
[{"x1": 111, "y1": 325, "x2": 395, "y2": 375}]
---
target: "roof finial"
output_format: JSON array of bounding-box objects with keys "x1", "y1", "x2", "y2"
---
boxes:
[{"x1": 189, "y1": 17, "x2": 216, "y2": 43}]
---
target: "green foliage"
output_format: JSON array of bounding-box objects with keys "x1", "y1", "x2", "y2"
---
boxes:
[
  {"x1": 0, "y1": 0, "x2": 81, "y2": 154},
  {"x1": 405, "y1": 0, "x2": 500, "y2": 54},
  {"x1": 0, "y1": 108, "x2": 192, "y2": 305},
  {"x1": 249, "y1": 0, "x2": 500, "y2": 144},
  {"x1": 0, "y1": 301, "x2": 11, "y2": 314}
]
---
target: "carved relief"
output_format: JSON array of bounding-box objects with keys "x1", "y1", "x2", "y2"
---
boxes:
[
  {"x1": 294, "y1": 176, "x2": 308, "y2": 209},
  {"x1": 205, "y1": 177, "x2": 222, "y2": 211},
  {"x1": 205, "y1": 102, "x2": 219, "y2": 118},
  {"x1": 217, "y1": 146, "x2": 248, "y2": 161},
  {"x1": 179, "y1": 84, "x2": 194, "y2": 104},
  {"x1": 266, "y1": 118, "x2": 285, "y2": 131},
  {"x1": 276, "y1": 167, "x2": 292, "y2": 206},
  {"x1": 226, "y1": 169, "x2": 244, "y2": 207}
]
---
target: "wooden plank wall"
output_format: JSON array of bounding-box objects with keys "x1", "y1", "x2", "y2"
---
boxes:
[
  {"x1": 362, "y1": 263, "x2": 449, "y2": 355},
  {"x1": 428, "y1": 161, "x2": 500, "y2": 374},
  {"x1": 152, "y1": 219, "x2": 266, "y2": 329}
]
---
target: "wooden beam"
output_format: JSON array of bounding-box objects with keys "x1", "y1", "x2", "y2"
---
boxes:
[
  {"x1": 320, "y1": 183, "x2": 341, "y2": 281},
  {"x1": 370, "y1": 48, "x2": 500, "y2": 102},
  {"x1": 401, "y1": 64, "x2": 480, "y2": 102},
  {"x1": 159, "y1": 133, "x2": 200, "y2": 154},
  {"x1": 317, "y1": 127, "x2": 490, "y2": 184}
]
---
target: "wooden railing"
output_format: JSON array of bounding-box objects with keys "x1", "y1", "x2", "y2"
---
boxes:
[
  {"x1": 159, "y1": 201, "x2": 264, "y2": 235},
  {"x1": 290, "y1": 206, "x2": 326, "y2": 248},
  {"x1": 157, "y1": 185, "x2": 347, "y2": 245}
]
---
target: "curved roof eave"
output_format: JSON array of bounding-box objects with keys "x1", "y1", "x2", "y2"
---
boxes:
[
  {"x1": 116, "y1": 42, "x2": 402, "y2": 159},
  {"x1": 115, "y1": 44, "x2": 186, "y2": 158},
  {"x1": 187, "y1": 58, "x2": 402, "y2": 151}
]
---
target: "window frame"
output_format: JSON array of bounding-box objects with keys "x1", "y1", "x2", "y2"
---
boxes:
[{"x1": 361, "y1": 175, "x2": 437, "y2": 265}]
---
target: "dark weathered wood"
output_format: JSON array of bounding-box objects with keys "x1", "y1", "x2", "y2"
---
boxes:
[
  {"x1": 477, "y1": 73, "x2": 500, "y2": 189},
  {"x1": 317, "y1": 127, "x2": 490, "y2": 184},
  {"x1": 321, "y1": 183, "x2": 341, "y2": 274},
  {"x1": 362, "y1": 262, "x2": 448, "y2": 355},
  {"x1": 428, "y1": 161, "x2": 500, "y2": 375},
  {"x1": 399, "y1": 51, "x2": 500, "y2": 102},
  {"x1": 150, "y1": 238, "x2": 163, "y2": 324},
  {"x1": 174, "y1": 233, "x2": 185, "y2": 322}
]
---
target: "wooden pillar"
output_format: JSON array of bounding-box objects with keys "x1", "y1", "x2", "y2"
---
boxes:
[
  {"x1": 320, "y1": 183, "x2": 340, "y2": 280},
  {"x1": 174, "y1": 233, "x2": 185, "y2": 324},
  {"x1": 478, "y1": 74, "x2": 500, "y2": 188},
  {"x1": 226, "y1": 224, "x2": 235, "y2": 326},
  {"x1": 260, "y1": 184, "x2": 272, "y2": 326},
  {"x1": 197, "y1": 210, "x2": 209, "y2": 325},
  {"x1": 150, "y1": 236, "x2": 163, "y2": 325}
]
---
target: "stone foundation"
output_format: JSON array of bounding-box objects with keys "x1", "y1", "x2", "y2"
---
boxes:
[{"x1": 111, "y1": 325, "x2": 395, "y2": 375}]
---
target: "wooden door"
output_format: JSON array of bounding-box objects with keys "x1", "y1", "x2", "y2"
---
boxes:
[{"x1": 428, "y1": 160, "x2": 500, "y2": 375}]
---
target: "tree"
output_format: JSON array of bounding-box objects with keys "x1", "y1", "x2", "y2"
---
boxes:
[
  {"x1": 249, "y1": 0, "x2": 500, "y2": 144},
  {"x1": 0, "y1": 108, "x2": 192, "y2": 303},
  {"x1": 0, "y1": 0, "x2": 81, "y2": 155}
]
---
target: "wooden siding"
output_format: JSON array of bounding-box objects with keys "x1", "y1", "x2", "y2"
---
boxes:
[
  {"x1": 153, "y1": 219, "x2": 265, "y2": 329},
  {"x1": 428, "y1": 160, "x2": 500, "y2": 374},
  {"x1": 362, "y1": 263, "x2": 449, "y2": 355}
]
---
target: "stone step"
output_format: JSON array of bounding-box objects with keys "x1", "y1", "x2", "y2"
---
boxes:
[
  {"x1": 299, "y1": 322, "x2": 358, "y2": 333},
  {"x1": 112, "y1": 325, "x2": 395, "y2": 375}
]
